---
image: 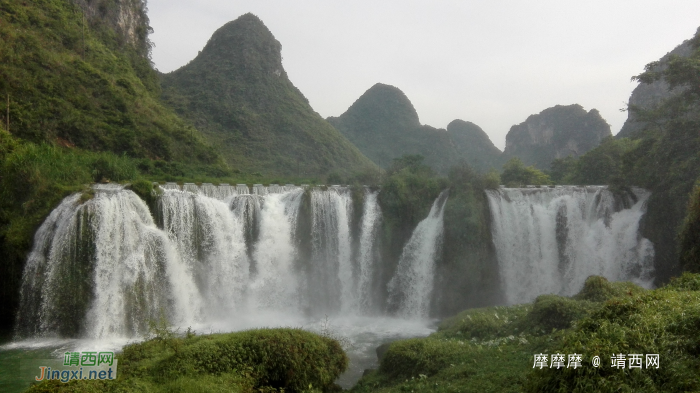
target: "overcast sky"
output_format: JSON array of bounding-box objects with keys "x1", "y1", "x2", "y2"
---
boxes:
[{"x1": 147, "y1": 1, "x2": 699, "y2": 150}]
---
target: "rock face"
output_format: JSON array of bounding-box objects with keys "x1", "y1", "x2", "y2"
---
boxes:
[
  {"x1": 73, "y1": 0, "x2": 152, "y2": 57},
  {"x1": 617, "y1": 40, "x2": 693, "y2": 138},
  {"x1": 328, "y1": 83, "x2": 500, "y2": 173},
  {"x1": 502, "y1": 104, "x2": 611, "y2": 170},
  {"x1": 160, "y1": 14, "x2": 375, "y2": 177}
]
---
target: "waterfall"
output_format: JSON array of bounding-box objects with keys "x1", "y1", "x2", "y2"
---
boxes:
[
  {"x1": 388, "y1": 191, "x2": 449, "y2": 318},
  {"x1": 486, "y1": 186, "x2": 655, "y2": 304},
  {"x1": 247, "y1": 188, "x2": 304, "y2": 310},
  {"x1": 357, "y1": 188, "x2": 382, "y2": 313},
  {"x1": 157, "y1": 188, "x2": 249, "y2": 317},
  {"x1": 16, "y1": 185, "x2": 200, "y2": 338},
  {"x1": 306, "y1": 186, "x2": 355, "y2": 314},
  {"x1": 25, "y1": 180, "x2": 656, "y2": 342},
  {"x1": 15, "y1": 183, "x2": 406, "y2": 340}
]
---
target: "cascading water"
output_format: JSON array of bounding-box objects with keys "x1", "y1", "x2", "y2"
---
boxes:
[
  {"x1": 357, "y1": 188, "x2": 382, "y2": 313},
  {"x1": 248, "y1": 188, "x2": 304, "y2": 310},
  {"x1": 486, "y1": 186, "x2": 655, "y2": 304},
  {"x1": 387, "y1": 191, "x2": 449, "y2": 319},
  {"x1": 305, "y1": 186, "x2": 356, "y2": 314},
  {"x1": 157, "y1": 189, "x2": 249, "y2": 317},
  {"x1": 16, "y1": 183, "x2": 406, "y2": 342},
  {"x1": 16, "y1": 185, "x2": 199, "y2": 338}
]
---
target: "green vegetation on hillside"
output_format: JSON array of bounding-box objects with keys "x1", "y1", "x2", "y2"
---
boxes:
[
  {"x1": 25, "y1": 328, "x2": 347, "y2": 393},
  {"x1": 0, "y1": 0, "x2": 219, "y2": 163},
  {"x1": 160, "y1": 13, "x2": 376, "y2": 178},
  {"x1": 352, "y1": 275, "x2": 700, "y2": 393},
  {"x1": 500, "y1": 157, "x2": 551, "y2": 187}
]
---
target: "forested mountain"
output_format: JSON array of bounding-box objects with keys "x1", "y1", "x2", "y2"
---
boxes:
[
  {"x1": 502, "y1": 104, "x2": 612, "y2": 170},
  {"x1": 328, "y1": 83, "x2": 501, "y2": 173},
  {"x1": 160, "y1": 14, "x2": 376, "y2": 178}
]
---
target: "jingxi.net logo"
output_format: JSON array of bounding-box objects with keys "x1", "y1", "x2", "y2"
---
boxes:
[{"x1": 22, "y1": 351, "x2": 118, "y2": 383}]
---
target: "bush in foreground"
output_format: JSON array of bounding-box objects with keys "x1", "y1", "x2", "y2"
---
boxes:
[{"x1": 27, "y1": 328, "x2": 348, "y2": 393}]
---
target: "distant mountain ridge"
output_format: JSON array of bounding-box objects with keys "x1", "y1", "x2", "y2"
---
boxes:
[
  {"x1": 160, "y1": 13, "x2": 376, "y2": 177},
  {"x1": 327, "y1": 83, "x2": 501, "y2": 173},
  {"x1": 502, "y1": 104, "x2": 612, "y2": 170}
]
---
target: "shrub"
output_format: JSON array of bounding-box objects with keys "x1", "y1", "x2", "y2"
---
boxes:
[
  {"x1": 157, "y1": 328, "x2": 348, "y2": 392},
  {"x1": 437, "y1": 304, "x2": 531, "y2": 340},
  {"x1": 29, "y1": 328, "x2": 347, "y2": 392},
  {"x1": 378, "y1": 339, "x2": 461, "y2": 379},
  {"x1": 573, "y1": 275, "x2": 645, "y2": 302},
  {"x1": 665, "y1": 272, "x2": 700, "y2": 292},
  {"x1": 526, "y1": 294, "x2": 597, "y2": 332}
]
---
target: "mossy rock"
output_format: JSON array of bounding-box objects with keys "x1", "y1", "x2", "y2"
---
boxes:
[
  {"x1": 526, "y1": 294, "x2": 597, "y2": 332},
  {"x1": 573, "y1": 275, "x2": 644, "y2": 302},
  {"x1": 378, "y1": 338, "x2": 461, "y2": 379}
]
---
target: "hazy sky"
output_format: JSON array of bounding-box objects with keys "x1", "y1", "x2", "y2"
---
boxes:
[{"x1": 148, "y1": 1, "x2": 700, "y2": 150}]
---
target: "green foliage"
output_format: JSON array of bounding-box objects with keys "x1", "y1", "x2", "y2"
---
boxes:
[
  {"x1": 354, "y1": 276, "x2": 700, "y2": 393},
  {"x1": 481, "y1": 169, "x2": 501, "y2": 189},
  {"x1": 679, "y1": 185, "x2": 700, "y2": 272},
  {"x1": 526, "y1": 295, "x2": 597, "y2": 332},
  {"x1": 379, "y1": 155, "x2": 447, "y2": 229},
  {"x1": 377, "y1": 339, "x2": 465, "y2": 380},
  {"x1": 549, "y1": 156, "x2": 577, "y2": 184},
  {"x1": 0, "y1": 0, "x2": 220, "y2": 164},
  {"x1": 500, "y1": 157, "x2": 551, "y2": 187},
  {"x1": 665, "y1": 271, "x2": 700, "y2": 291},
  {"x1": 560, "y1": 136, "x2": 638, "y2": 186},
  {"x1": 27, "y1": 328, "x2": 347, "y2": 393},
  {"x1": 573, "y1": 275, "x2": 645, "y2": 302},
  {"x1": 436, "y1": 304, "x2": 532, "y2": 340},
  {"x1": 524, "y1": 281, "x2": 700, "y2": 392},
  {"x1": 128, "y1": 178, "x2": 158, "y2": 207}
]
